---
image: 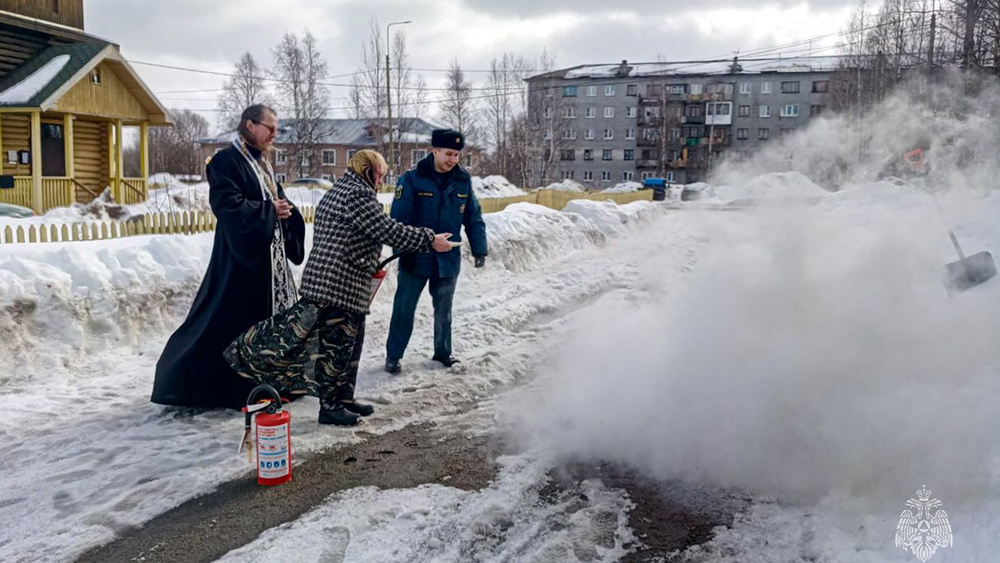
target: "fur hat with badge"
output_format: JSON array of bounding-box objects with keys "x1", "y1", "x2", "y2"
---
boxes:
[{"x1": 431, "y1": 129, "x2": 465, "y2": 151}]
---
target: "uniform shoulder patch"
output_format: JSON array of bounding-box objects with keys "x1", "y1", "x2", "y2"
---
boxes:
[{"x1": 394, "y1": 185, "x2": 403, "y2": 200}]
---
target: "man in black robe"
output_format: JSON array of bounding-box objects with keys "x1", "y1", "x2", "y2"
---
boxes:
[{"x1": 151, "y1": 104, "x2": 306, "y2": 409}]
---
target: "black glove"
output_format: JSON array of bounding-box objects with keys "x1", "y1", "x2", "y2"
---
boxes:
[{"x1": 474, "y1": 255, "x2": 486, "y2": 268}]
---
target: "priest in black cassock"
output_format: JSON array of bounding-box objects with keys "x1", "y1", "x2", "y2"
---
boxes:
[{"x1": 151, "y1": 104, "x2": 306, "y2": 409}]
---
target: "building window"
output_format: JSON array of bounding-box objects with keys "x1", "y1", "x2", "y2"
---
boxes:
[
  {"x1": 781, "y1": 150, "x2": 794, "y2": 161},
  {"x1": 758, "y1": 128, "x2": 770, "y2": 140},
  {"x1": 562, "y1": 107, "x2": 576, "y2": 118},
  {"x1": 780, "y1": 104, "x2": 799, "y2": 117},
  {"x1": 605, "y1": 85, "x2": 615, "y2": 96},
  {"x1": 601, "y1": 171, "x2": 612, "y2": 181},
  {"x1": 544, "y1": 108, "x2": 552, "y2": 118},
  {"x1": 738, "y1": 105, "x2": 751, "y2": 117},
  {"x1": 625, "y1": 107, "x2": 636, "y2": 118},
  {"x1": 543, "y1": 129, "x2": 552, "y2": 140},
  {"x1": 665, "y1": 171, "x2": 676, "y2": 182},
  {"x1": 626, "y1": 84, "x2": 637, "y2": 96},
  {"x1": 759, "y1": 105, "x2": 771, "y2": 118},
  {"x1": 347, "y1": 149, "x2": 358, "y2": 160},
  {"x1": 780, "y1": 81, "x2": 801, "y2": 94},
  {"x1": 603, "y1": 129, "x2": 614, "y2": 140},
  {"x1": 737, "y1": 128, "x2": 749, "y2": 140},
  {"x1": 780, "y1": 128, "x2": 794, "y2": 137},
  {"x1": 561, "y1": 170, "x2": 575, "y2": 179},
  {"x1": 685, "y1": 105, "x2": 703, "y2": 117},
  {"x1": 625, "y1": 128, "x2": 635, "y2": 140},
  {"x1": 276, "y1": 173, "x2": 287, "y2": 183},
  {"x1": 669, "y1": 128, "x2": 681, "y2": 140},
  {"x1": 275, "y1": 149, "x2": 287, "y2": 164},
  {"x1": 583, "y1": 170, "x2": 594, "y2": 181},
  {"x1": 669, "y1": 85, "x2": 686, "y2": 94},
  {"x1": 689, "y1": 83, "x2": 703, "y2": 95},
  {"x1": 583, "y1": 149, "x2": 594, "y2": 161},
  {"x1": 812, "y1": 80, "x2": 830, "y2": 93},
  {"x1": 585, "y1": 107, "x2": 596, "y2": 118},
  {"x1": 584, "y1": 129, "x2": 594, "y2": 140},
  {"x1": 624, "y1": 149, "x2": 635, "y2": 161},
  {"x1": 810, "y1": 104, "x2": 826, "y2": 116},
  {"x1": 560, "y1": 149, "x2": 575, "y2": 161},
  {"x1": 90, "y1": 68, "x2": 102, "y2": 85},
  {"x1": 761, "y1": 82, "x2": 772, "y2": 94},
  {"x1": 706, "y1": 102, "x2": 730, "y2": 117},
  {"x1": 322, "y1": 150, "x2": 336, "y2": 165},
  {"x1": 587, "y1": 85, "x2": 597, "y2": 96},
  {"x1": 412, "y1": 149, "x2": 427, "y2": 162},
  {"x1": 321, "y1": 174, "x2": 331, "y2": 180},
  {"x1": 642, "y1": 128, "x2": 658, "y2": 141},
  {"x1": 563, "y1": 85, "x2": 577, "y2": 97},
  {"x1": 739, "y1": 82, "x2": 751, "y2": 95},
  {"x1": 604, "y1": 107, "x2": 614, "y2": 118},
  {"x1": 623, "y1": 171, "x2": 634, "y2": 181},
  {"x1": 562, "y1": 129, "x2": 577, "y2": 139},
  {"x1": 641, "y1": 171, "x2": 654, "y2": 180},
  {"x1": 602, "y1": 149, "x2": 613, "y2": 160}
]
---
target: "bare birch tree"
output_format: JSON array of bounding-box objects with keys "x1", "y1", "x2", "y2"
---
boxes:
[
  {"x1": 346, "y1": 18, "x2": 387, "y2": 153},
  {"x1": 439, "y1": 59, "x2": 476, "y2": 136},
  {"x1": 217, "y1": 52, "x2": 270, "y2": 131},
  {"x1": 272, "y1": 31, "x2": 331, "y2": 179}
]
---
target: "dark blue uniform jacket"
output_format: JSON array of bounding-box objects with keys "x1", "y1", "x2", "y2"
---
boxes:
[{"x1": 390, "y1": 155, "x2": 487, "y2": 278}]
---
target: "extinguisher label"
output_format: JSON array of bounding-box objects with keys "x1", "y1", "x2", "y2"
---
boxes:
[{"x1": 256, "y1": 422, "x2": 290, "y2": 479}]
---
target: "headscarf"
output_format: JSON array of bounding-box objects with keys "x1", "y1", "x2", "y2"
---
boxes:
[{"x1": 348, "y1": 149, "x2": 386, "y2": 190}]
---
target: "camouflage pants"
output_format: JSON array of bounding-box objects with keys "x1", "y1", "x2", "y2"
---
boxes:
[{"x1": 224, "y1": 298, "x2": 366, "y2": 403}]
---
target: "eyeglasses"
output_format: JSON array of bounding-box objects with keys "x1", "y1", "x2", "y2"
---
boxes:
[{"x1": 252, "y1": 119, "x2": 277, "y2": 135}]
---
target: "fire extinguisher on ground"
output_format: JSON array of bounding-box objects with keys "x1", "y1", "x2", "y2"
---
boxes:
[{"x1": 239, "y1": 385, "x2": 292, "y2": 486}]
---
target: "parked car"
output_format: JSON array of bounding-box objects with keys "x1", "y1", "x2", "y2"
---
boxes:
[
  {"x1": 0, "y1": 202, "x2": 33, "y2": 218},
  {"x1": 284, "y1": 177, "x2": 333, "y2": 190}
]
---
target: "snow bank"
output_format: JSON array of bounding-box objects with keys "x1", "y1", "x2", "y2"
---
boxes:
[
  {"x1": 471, "y1": 175, "x2": 526, "y2": 198},
  {"x1": 601, "y1": 181, "x2": 642, "y2": 193},
  {"x1": 539, "y1": 179, "x2": 586, "y2": 192},
  {"x1": 714, "y1": 171, "x2": 830, "y2": 201}
]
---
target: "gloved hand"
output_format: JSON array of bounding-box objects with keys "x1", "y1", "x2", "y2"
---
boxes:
[{"x1": 474, "y1": 255, "x2": 486, "y2": 268}]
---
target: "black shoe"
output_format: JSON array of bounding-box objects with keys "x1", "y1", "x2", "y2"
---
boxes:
[
  {"x1": 432, "y1": 355, "x2": 460, "y2": 367},
  {"x1": 340, "y1": 400, "x2": 374, "y2": 416},
  {"x1": 318, "y1": 402, "x2": 360, "y2": 426},
  {"x1": 384, "y1": 358, "x2": 401, "y2": 374}
]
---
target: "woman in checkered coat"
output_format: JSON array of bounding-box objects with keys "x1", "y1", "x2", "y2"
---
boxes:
[{"x1": 226, "y1": 150, "x2": 455, "y2": 425}]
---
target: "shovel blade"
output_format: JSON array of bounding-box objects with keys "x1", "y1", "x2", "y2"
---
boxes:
[{"x1": 944, "y1": 251, "x2": 997, "y2": 292}]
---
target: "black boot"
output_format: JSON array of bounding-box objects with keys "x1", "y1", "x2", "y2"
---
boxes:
[
  {"x1": 318, "y1": 400, "x2": 360, "y2": 426},
  {"x1": 340, "y1": 399, "x2": 374, "y2": 416},
  {"x1": 432, "y1": 355, "x2": 460, "y2": 367},
  {"x1": 384, "y1": 358, "x2": 401, "y2": 374}
]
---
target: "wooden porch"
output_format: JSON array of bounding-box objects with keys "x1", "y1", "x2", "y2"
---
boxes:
[{"x1": 0, "y1": 110, "x2": 149, "y2": 212}]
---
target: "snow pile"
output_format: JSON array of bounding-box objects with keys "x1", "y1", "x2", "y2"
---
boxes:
[
  {"x1": 714, "y1": 171, "x2": 829, "y2": 201},
  {"x1": 563, "y1": 199, "x2": 658, "y2": 238},
  {"x1": 217, "y1": 455, "x2": 635, "y2": 563},
  {"x1": 146, "y1": 173, "x2": 187, "y2": 190},
  {"x1": 471, "y1": 175, "x2": 527, "y2": 198},
  {"x1": 283, "y1": 187, "x2": 326, "y2": 207},
  {"x1": 540, "y1": 179, "x2": 586, "y2": 193},
  {"x1": 601, "y1": 181, "x2": 642, "y2": 193},
  {"x1": 0, "y1": 54, "x2": 70, "y2": 104}
]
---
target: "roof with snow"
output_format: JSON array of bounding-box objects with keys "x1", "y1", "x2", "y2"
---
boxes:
[
  {"x1": 0, "y1": 42, "x2": 171, "y2": 124},
  {"x1": 528, "y1": 56, "x2": 844, "y2": 82},
  {"x1": 199, "y1": 117, "x2": 471, "y2": 148}
]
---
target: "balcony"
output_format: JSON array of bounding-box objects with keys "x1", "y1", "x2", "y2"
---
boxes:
[
  {"x1": 666, "y1": 160, "x2": 688, "y2": 169},
  {"x1": 681, "y1": 115, "x2": 705, "y2": 125},
  {"x1": 685, "y1": 137, "x2": 701, "y2": 147},
  {"x1": 637, "y1": 137, "x2": 658, "y2": 147},
  {"x1": 636, "y1": 159, "x2": 659, "y2": 169}
]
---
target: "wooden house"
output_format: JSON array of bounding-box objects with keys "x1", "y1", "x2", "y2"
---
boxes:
[{"x1": 0, "y1": 0, "x2": 169, "y2": 214}]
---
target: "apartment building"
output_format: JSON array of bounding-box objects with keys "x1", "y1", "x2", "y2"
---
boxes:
[{"x1": 526, "y1": 57, "x2": 837, "y2": 188}]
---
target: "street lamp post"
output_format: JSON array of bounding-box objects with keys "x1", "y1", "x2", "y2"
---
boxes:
[{"x1": 386, "y1": 20, "x2": 411, "y2": 183}]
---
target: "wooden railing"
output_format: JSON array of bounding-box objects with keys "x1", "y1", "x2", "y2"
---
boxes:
[
  {"x1": 41, "y1": 177, "x2": 74, "y2": 210},
  {"x1": 0, "y1": 176, "x2": 32, "y2": 208},
  {"x1": 118, "y1": 178, "x2": 147, "y2": 205},
  {"x1": 1, "y1": 189, "x2": 657, "y2": 246}
]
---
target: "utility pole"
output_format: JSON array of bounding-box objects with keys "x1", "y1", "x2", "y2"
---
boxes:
[{"x1": 386, "y1": 20, "x2": 411, "y2": 183}]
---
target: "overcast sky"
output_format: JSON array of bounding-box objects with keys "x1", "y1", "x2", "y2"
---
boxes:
[{"x1": 86, "y1": 0, "x2": 858, "y2": 133}]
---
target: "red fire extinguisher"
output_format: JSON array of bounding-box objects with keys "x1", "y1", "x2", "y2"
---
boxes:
[{"x1": 239, "y1": 385, "x2": 292, "y2": 486}]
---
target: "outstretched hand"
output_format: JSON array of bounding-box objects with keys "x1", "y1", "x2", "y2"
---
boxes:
[{"x1": 432, "y1": 233, "x2": 453, "y2": 253}]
